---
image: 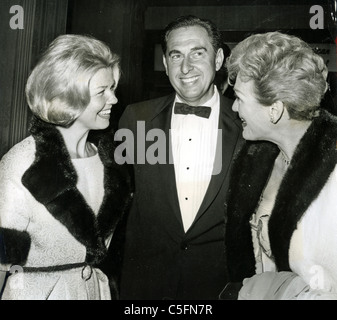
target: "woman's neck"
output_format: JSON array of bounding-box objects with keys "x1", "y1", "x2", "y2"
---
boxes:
[
  {"x1": 270, "y1": 118, "x2": 312, "y2": 162},
  {"x1": 56, "y1": 125, "x2": 94, "y2": 159}
]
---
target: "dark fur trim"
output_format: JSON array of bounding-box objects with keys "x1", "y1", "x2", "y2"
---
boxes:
[
  {"x1": 225, "y1": 141, "x2": 279, "y2": 282},
  {"x1": 226, "y1": 110, "x2": 337, "y2": 281},
  {"x1": 0, "y1": 228, "x2": 31, "y2": 265},
  {"x1": 21, "y1": 117, "x2": 132, "y2": 268},
  {"x1": 269, "y1": 110, "x2": 337, "y2": 270},
  {"x1": 96, "y1": 133, "x2": 134, "y2": 241}
]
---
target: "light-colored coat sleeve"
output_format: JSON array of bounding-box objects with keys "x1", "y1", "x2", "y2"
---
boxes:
[
  {"x1": 289, "y1": 165, "x2": 337, "y2": 299},
  {"x1": 0, "y1": 137, "x2": 34, "y2": 271}
]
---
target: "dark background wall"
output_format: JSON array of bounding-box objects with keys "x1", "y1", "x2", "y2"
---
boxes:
[
  {"x1": 0, "y1": 0, "x2": 68, "y2": 158},
  {"x1": 1, "y1": 0, "x2": 336, "y2": 158}
]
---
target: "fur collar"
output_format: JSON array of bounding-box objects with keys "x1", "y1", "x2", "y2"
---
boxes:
[
  {"x1": 225, "y1": 109, "x2": 337, "y2": 282},
  {"x1": 21, "y1": 117, "x2": 133, "y2": 266}
]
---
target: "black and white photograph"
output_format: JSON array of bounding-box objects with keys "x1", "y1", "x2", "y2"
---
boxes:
[{"x1": 0, "y1": 0, "x2": 336, "y2": 312}]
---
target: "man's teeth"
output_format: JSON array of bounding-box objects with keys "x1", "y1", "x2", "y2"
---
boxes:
[{"x1": 181, "y1": 76, "x2": 198, "y2": 83}]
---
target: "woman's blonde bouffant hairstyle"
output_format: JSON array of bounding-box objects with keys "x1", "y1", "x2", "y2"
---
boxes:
[
  {"x1": 25, "y1": 34, "x2": 120, "y2": 127},
  {"x1": 226, "y1": 31, "x2": 328, "y2": 121}
]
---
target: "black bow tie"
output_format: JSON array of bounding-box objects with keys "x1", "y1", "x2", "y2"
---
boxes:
[{"x1": 174, "y1": 102, "x2": 211, "y2": 119}]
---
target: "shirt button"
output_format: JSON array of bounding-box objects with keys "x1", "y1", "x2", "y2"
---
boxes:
[{"x1": 180, "y1": 242, "x2": 188, "y2": 250}]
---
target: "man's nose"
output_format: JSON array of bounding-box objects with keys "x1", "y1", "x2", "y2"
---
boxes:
[{"x1": 181, "y1": 57, "x2": 194, "y2": 74}]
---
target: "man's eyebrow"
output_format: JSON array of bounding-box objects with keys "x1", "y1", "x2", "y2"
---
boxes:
[
  {"x1": 168, "y1": 46, "x2": 207, "y2": 57},
  {"x1": 168, "y1": 49, "x2": 182, "y2": 56},
  {"x1": 191, "y1": 46, "x2": 207, "y2": 52}
]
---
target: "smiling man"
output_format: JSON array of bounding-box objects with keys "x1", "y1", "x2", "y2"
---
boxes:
[
  {"x1": 163, "y1": 22, "x2": 222, "y2": 106},
  {"x1": 118, "y1": 15, "x2": 243, "y2": 300}
]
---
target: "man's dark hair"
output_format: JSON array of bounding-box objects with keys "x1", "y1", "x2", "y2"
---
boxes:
[{"x1": 161, "y1": 15, "x2": 222, "y2": 55}]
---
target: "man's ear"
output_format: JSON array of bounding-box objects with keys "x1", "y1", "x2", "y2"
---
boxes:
[
  {"x1": 269, "y1": 101, "x2": 284, "y2": 124},
  {"x1": 162, "y1": 55, "x2": 168, "y2": 76},
  {"x1": 215, "y1": 48, "x2": 224, "y2": 72}
]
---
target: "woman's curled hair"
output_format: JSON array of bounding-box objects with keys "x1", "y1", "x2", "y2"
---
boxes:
[
  {"x1": 25, "y1": 34, "x2": 120, "y2": 127},
  {"x1": 226, "y1": 31, "x2": 328, "y2": 120}
]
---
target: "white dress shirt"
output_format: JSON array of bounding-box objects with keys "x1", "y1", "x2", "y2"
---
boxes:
[{"x1": 171, "y1": 87, "x2": 220, "y2": 232}]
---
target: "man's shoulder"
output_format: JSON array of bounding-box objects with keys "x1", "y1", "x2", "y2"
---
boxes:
[
  {"x1": 121, "y1": 93, "x2": 175, "y2": 121},
  {"x1": 219, "y1": 94, "x2": 240, "y2": 122},
  {"x1": 219, "y1": 94, "x2": 234, "y2": 110},
  {"x1": 128, "y1": 93, "x2": 174, "y2": 110}
]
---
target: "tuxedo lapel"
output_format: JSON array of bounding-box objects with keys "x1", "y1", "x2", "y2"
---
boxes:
[
  {"x1": 193, "y1": 94, "x2": 241, "y2": 224},
  {"x1": 149, "y1": 95, "x2": 183, "y2": 226}
]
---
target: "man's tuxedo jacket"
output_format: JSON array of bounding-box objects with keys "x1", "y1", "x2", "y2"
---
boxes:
[{"x1": 118, "y1": 91, "x2": 243, "y2": 300}]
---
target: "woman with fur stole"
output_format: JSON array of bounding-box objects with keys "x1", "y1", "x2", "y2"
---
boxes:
[
  {"x1": 0, "y1": 35, "x2": 132, "y2": 300},
  {"x1": 223, "y1": 32, "x2": 337, "y2": 300}
]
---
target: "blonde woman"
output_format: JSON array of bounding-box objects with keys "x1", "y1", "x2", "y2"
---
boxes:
[
  {"x1": 0, "y1": 34, "x2": 132, "y2": 300},
  {"x1": 223, "y1": 31, "x2": 337, "y2": 300}
]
